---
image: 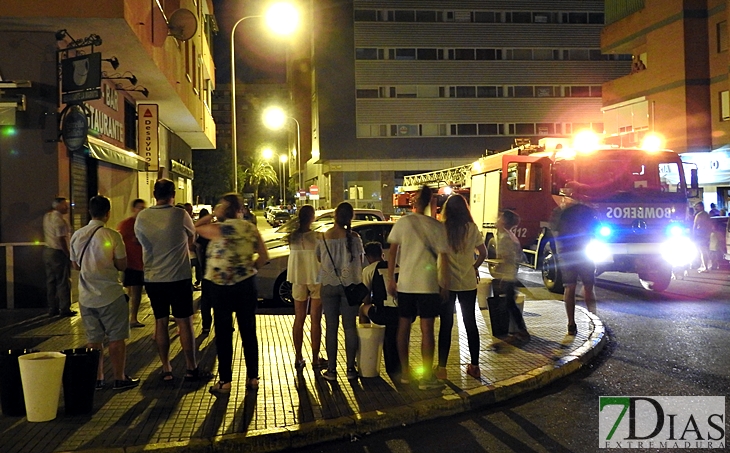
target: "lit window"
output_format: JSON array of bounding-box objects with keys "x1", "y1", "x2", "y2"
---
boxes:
[{"x1": 721, "y1": 91, "x2": 730, "y2": 121}]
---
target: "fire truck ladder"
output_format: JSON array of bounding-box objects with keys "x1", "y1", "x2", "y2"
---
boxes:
[{"x1": 402, "y1": 164, "x2": 472, "y2": 189}]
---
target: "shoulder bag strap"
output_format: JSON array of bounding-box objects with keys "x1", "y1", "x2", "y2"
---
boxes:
[
  {"x1": 411, "y1": 216, "x2": 437, "y2": 259},
  {"x1": 79, "y1": 226, "x2": 103, "y2": 267},
  {"x1": 322, "y1": 236, "x2": 346, "y2": 287}
]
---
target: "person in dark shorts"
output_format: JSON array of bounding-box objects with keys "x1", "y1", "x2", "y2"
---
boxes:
[
  {"x1": 387, "y1": 186, "x2": 450, "y2": 390},
  {"x1": 134, "y1": 179, "x2": 211, "y2": 382},
  {"x1": 554, "y1": 202, "x2": 599, "y2": 335},
  {"x1": 117, "y1": 198, "x2": 147, "y2": 327}
]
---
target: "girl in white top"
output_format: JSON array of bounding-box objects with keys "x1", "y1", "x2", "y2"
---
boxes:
[
  {"x1": 315, "y1": 202, "x2": 364, "y2": 381},
  {"x1": 286, "y1": 205, "x2": 325, "y2": 369},
  {"x1": 437, "y1": 194, "x2": 487, "y2": 380}
]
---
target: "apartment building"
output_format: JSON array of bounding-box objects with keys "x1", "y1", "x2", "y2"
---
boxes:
[
  {"x1": 300, "y1": 0, "x2": 631, "y2": 211},
  {"x1": 602, "y1": 0, "x2": 730, "y2": 209},
  {"x1": 0, "y1": 0, "x2": 216, "y2": 308}
]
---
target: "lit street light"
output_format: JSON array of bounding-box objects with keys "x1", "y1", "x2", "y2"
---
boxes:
[
  {"x1": 231, "y1": 3, "x2": 299, "y2": 193},
  {"x1": 262, "y1": 105, "x2": 302, "y2": 203}
]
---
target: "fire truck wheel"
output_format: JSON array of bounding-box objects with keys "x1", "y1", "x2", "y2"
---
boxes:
[
  {"x1": 638, "y1": 267, "x2": 672, "y2": 292},
  {"x1": 541, "y1": 241, "x2": 564, "y2": 294}
]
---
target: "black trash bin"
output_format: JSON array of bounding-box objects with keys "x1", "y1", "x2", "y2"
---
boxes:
[
  {"x1": 61, "y1": 348, "x2": 100, "y2": 415},
  {"x1": 0, "y1": 349, "x2": 39, "y2": 416}
]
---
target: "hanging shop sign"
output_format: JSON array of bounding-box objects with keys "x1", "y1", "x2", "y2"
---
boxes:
[
  {"x1": 61, "y1": 104, "x2": 88, "y2": 151},
  {"x1": 138, "y1": 104, "x2": 159, "y2": 171},
  {"x1": 61, "y1": 53, "x2": 102, "y2": 103}
]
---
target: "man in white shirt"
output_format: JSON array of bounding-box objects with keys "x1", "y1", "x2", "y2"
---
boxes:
[
  {"x1": 387, "y1": 186, "x2": 450, "y2": 390},
  {"x1": 70, "y1": 196, "x2": 139, "y2": 390},
  {"x1": 135, "y1": 179, "x2": 210, "y2": 382},
  {"x1": 43, "y1": 197, "x2": 75, "y2": 317}
]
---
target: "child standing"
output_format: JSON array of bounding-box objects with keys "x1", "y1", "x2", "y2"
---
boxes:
[{"x1": 492, "y1": 210, "x2": 530, "y2": 343}]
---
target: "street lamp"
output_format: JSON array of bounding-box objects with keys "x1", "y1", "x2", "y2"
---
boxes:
[
  {"x1": 231, "y1": 3, "x2": 299, "y2": 193},
  {"x1": 279, "y1": 154, "x2": 288, "y2": 203},
  {"x1": 262, "y1": 106, "x2": 302, "y2": 202}
]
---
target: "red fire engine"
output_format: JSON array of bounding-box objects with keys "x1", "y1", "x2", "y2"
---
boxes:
[{"x1": 397, "y1": 133, "x2": 697, "y2": 293}]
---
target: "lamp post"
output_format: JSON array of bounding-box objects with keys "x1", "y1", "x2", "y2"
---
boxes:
[
  {"x1": 230, "y1": 3, "x2": 299, "y2": 193},
  {"x1": 279, "y1": 154, "x2": 288, "y2": 203},
  {"x1": 262, "y1": 106, "x2": 302, "y2": 203}
]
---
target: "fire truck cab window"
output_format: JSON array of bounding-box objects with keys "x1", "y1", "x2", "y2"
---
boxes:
[{"x1": 507, "y1": 162, "x2": 542, "y2": 191}]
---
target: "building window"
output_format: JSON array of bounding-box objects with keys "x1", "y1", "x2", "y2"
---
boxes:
[
  {"x1": 354, "y1": 9, "x2": 377, "y2": 21},
  {"x1": 456, "y1": 124, "x2": 478, "y2": 135},
  {"x1": 474, "y1": 11, "x2": 496, "y2": 23},
  {"x1": 395, "y1": 48, "x2": 416, "y2": 60},
  {"x1": 514, "y1": 86, "x2": 534, "y2": 97},
  {"x1": 721, "y1": 91, "x2": 730, "y2": 121},
  {"x1": 536, "y1": 86, "x2": 554, "y2": 97},
  {"x1": 356, "y1": 89, "x2": 379, "y2": 98},
  {"x1": 454, "y1": 49, "x2": 475, "y2": 60},
  {"x1": 477, "y1": 86, "x2": 499, "y2": 97},
  {"x1": 718, "y1": 21, "x2": 728, "y2": 53},
  {"x1": 394, "y1": 10, "x2": 415, "y2": 22},
  {"x1": 356, "y1": 48, "x2": 379, "y2": 60},
  {"x1": 416, "y1": 10, "x2": 438, "y2": 22},
  {"x1": 478, "y1": 123, "x2": 499, "y2": 135},
  {"x1": 417, "y1": 48, "x2": 438, "y2": 60},
  {"x1": 476, "y1": 48, "x2": 497, "y2": 60}
]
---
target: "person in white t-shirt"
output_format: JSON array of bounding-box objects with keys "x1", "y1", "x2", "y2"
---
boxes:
[
  {"x1": 135, "y1": 179, "x2": 210, "y2": 382},
  {"x1": 436, "y1": 194, "x2": 487, "y2": 380},
  {"x1": 387, "y1": 186, "x2": 450, "y2": 390},
  {"x1": 70, "y1": 196, "x2": 139, "y2": 390}
]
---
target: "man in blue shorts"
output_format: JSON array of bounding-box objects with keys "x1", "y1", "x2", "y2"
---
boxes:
[
  {"x1": 554, "y1": 202, "x2": 598, "y2": 335},
  {"x1": 135, "y1": 179, "x2": 210, "y2": 382},
  {"x1": 70, "y1": 195, "x2": 139, "y2": 390}
]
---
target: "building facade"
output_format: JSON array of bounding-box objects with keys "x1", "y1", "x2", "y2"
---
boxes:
[
  {"x1": 296, "y1": 0, "x2": 631, "y2": 212},
  {"x1": 602, "y1": 0, "x2": 730, "y2": 210},
  {"x1": 0, "y1": 0, "x2": 216, "y2": 308}
]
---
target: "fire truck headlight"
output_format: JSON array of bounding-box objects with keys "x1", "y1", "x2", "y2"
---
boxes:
[
  {"x1": 585, "y1": 240, "x2": 612, "y2": 263},
  {"x1": 666, "y1": 222, "x2": 686, "y2": 238},
  {"x1": 661, "y1": 237, "x2": 697, "y2": 266}
]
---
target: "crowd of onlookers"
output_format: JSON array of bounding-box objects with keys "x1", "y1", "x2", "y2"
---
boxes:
[{"x1": 43, "y1": 181, "x2": 604, "y2": 394}]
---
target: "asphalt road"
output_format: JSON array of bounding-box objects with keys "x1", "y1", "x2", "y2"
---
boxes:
[{"x1": 290, "y1": 269, "x2": 730, "y2": 453}]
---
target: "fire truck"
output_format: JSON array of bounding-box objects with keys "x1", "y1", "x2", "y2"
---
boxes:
[{"x1": 397, "y1": 134, "x2": 697, "y2": 293}]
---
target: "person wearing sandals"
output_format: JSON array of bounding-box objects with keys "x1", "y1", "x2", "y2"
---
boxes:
[
  {"x1": 287, "y1": 205, "x2": 326, "y2": 370},
  {"x1": 135, "y1": 179, "x2": 212, "y2": 383},
  {"x1": 196, "y1": 193, "x2": 269, "y2": 395},
  {"x1": 436, "y1": 194, "x2": 487, "y2": 380},
  {"x1": 315, "y1": 202, "x2": 364, "y2": 381}
]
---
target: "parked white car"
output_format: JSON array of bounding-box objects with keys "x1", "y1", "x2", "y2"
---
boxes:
[
  {"x1": 256, "y1": 221, "x2": 394, "y2": 305},
  {"x1": 261, "y1": 208, "x2": 385, "y2": 249}
]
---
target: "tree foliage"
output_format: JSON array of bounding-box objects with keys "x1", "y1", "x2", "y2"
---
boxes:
[
  {"x1": 240, "y1": 155, "x2": 278, "y2": 207},
  {"x1": 192, "y1": 149, "x2": 232, "y2": 205}
]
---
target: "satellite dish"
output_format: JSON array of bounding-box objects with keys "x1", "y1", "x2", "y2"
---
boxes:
[{"x1": 167, "y1": 9, "x2": 198, "y2": 41}]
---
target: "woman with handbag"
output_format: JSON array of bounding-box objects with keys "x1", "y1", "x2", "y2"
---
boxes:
[
  {"x1": 315, "y1": 202, "x2": 365, "y2": 381},
  {"x1": 195, "y1": 193, "x2": 269, "y2": 396},
  {"x1": 287, "y1": 205, "x2": 326, "y2": 370},
  {"x1": 436, "y1": 194, "x2": 487, "y2": 380}
]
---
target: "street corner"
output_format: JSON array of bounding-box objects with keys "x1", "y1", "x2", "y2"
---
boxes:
[
  {"x1": 353, "y1": 405, "x2": 418, "y2": 434},
  {"x1": 287, "y1": 416, "x2": 356, "y2": 450},
  {"x1": 409, "y1": 392, "x2": 469, "y2": 423},
  {"x1": 212, "y1": 427, "x2": 290, "y2": 453},
  {"x1": 124, "y1": 438, "x2": 212, "y2": 453}
]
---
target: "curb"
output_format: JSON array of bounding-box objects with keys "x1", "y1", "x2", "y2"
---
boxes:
[{"x1": 59, "y1": 306, "x2": 607, "y2": 453}]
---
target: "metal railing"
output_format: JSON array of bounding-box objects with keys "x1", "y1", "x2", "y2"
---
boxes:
[{"x1": 1, "y1": 242, "x2": 45, "y2": 309}]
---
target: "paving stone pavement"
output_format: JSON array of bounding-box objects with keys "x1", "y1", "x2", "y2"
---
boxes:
[{"x1": 0, "y1": 291, "x2": 605, "y2": 453}]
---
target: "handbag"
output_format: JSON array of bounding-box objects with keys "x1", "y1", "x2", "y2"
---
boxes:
[{"x1": 322, "y1": 236, "x2": 369, "y2": 307}]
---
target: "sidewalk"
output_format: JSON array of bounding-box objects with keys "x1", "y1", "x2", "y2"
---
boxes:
[{"x1": 0, "y1": 291, "x2": 605, "y2": 453}]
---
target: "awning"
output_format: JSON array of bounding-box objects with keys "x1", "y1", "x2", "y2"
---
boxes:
[{"x1": 85, "y1": 136, "x2": 147, "y2": 171}]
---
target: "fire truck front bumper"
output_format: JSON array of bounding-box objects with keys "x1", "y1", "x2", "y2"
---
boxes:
[{"x1": 588, "y1": 239, "x2": 697, "y2": 273}]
